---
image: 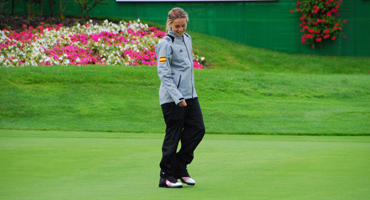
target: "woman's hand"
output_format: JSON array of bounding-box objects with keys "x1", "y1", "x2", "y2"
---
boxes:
[{"x1": 178, "y1": 100, "x2": 187, "y2": 107}]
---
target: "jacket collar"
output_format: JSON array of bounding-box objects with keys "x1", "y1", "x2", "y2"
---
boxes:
[{"x1": 168, "y1": 29, "x2": 184, "y2": 40}]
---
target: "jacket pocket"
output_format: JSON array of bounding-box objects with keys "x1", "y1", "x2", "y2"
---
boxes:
[{"x1": 177, "y1": 75, "x2": 182, "y2": 88}]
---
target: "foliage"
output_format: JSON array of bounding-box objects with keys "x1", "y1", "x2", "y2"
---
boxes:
[
  {"x1": 23, "y1": 0, "x2": 42, "y2": 20},
  {"x1": 1, "y1": 0, "x2": 21, "y2": 15},
  {"x1": 47, "y1": 0, "x2": 56, "y2": 16},
  {"x1": 291, "y1": 0, "x2": 347, "y2": 49},
  {"x1": 73, "y1": 0, "x2": 108, "y2": 19},
  {"x1": 58, "y1": 0, "x2": 68, "y2": 20}
]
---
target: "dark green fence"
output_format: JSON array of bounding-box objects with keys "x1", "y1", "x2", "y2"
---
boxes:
[{"x1": 7, "y1": 0, "x2": 370, "y2": 56}]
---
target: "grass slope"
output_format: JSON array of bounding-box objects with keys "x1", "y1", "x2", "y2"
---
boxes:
[
  {"x1": 1, "y1": 30, "x2": 370, "y2": 135},
  {"x1": 189, "y1": 30, "x2": 370, "y2": 74},
  {"x1": 0, "y1": 65, "x2": 369, "y2": 135},
  {"x1": 1, "y1": 130, "x2": 370, "y2": 200}
]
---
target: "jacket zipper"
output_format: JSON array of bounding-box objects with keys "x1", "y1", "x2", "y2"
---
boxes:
[
  {"x1": 177, "y1": 75, "x2": 182, "y2": 88},
  {"x1": 183, "y1": 39, "x2": 194, "y2": 98}
]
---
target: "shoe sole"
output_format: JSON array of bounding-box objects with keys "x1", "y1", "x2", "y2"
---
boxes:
[
  {"x1": 180, "y1": 180, "x2": 195, "y2": 186},
  {"x1": 159, "y1": 179, "x2": 183, "y2": 188},
  {"x1": 159, "y1": 184, "x2": 183, "y2": 188}
]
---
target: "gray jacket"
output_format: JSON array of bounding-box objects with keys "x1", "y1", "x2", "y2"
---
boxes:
[{"x1": 156, "y1": 29, "x2": 197, "y2": 105}]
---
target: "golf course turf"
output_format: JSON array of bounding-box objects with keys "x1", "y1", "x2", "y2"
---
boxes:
[
  {"x1": 1, "y1": 20, "x2": 370, "y2": 200},
  {"x1": 1, "y1": 130, "x2": 369, "y2": 199}
]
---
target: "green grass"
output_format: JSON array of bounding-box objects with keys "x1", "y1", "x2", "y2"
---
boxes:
[
  {"x1": 1, "y1": 25, "x2": 370, "y2": 135},
  {"x1": 1, "y1": 130, "x2": 369, "y2": 200},
  {"x1": 189, "y1": 30, "x2": 370, "y2": 74},
  {"x1": 0, "y1": 64, "x2": 369, "y2": 135}
]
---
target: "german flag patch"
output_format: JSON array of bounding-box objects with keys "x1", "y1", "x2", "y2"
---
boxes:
[{"x1": 159, "y1": 56, "x2": 166, "y2": 63}]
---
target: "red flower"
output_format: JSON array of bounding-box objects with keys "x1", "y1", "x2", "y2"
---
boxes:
[
  {"x1": 294, "y1": 0, "x2": 345, "y2": 48},
  {"x1": 290, "y1": 9, "x2": 294, "y2": 13}
]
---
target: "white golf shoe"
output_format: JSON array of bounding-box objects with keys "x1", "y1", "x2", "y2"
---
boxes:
[
  {"x1": 180, "y1": 177, "x2": 195, "y2": 185},
  {"x1": 159, "y1": 178, "x2": 183, "y2": 188}
]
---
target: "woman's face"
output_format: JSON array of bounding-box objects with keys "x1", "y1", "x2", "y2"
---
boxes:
[{"x1": 170, "y1": 18, "x2": 187, "y2": 37}]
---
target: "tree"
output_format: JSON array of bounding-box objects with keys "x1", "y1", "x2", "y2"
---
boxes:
[
  {"x1": 23, "y1": 0, "x2": 41, "y2": 20},
  {"x1": 1, "y1": 0, "x2": 21, "y2": 15},
  {"x1": 73, "y1": 0, "x2": 108, "y2": 19},
  {"x1": 47, "y1": 0, "x2": 56, "y2": 16},
  {"x1": 58, "y1": 0, "x2": 69, "y2": 20}
]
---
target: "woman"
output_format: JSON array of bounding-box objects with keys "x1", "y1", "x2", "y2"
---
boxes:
[{"x1": 156, "y1": 7, "x2": 205, "y2": 188}]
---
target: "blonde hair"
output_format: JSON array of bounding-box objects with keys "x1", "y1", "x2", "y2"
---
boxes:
[{"x1": 166, "y1": 7, "x2": 189, "y2": 33}]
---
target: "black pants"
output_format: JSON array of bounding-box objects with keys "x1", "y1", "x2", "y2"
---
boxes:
[{"x1": 160, "y1": 98, "x2": 205, "y2": 179}]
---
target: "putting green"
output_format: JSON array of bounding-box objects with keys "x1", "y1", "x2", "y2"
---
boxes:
[{"x1": 0, "y1": 130, "x2": 369, "y2": 200}]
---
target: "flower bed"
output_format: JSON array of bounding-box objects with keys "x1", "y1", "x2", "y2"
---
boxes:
[{"x1": 0, "y1": 19, "x2": 205, "y2": 68}]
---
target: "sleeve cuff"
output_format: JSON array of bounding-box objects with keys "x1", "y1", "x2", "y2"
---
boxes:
[{"x1": 175, "y1": 98, "x2": 185, "y2": 105}]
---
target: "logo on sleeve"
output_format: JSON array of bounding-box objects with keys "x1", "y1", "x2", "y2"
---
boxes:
[{"x1": 159, "y1": 56, "x2": 166, "y2": 63}]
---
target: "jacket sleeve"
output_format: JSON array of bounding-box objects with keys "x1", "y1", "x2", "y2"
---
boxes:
[{"x1": 156, "y1": 40, "x2": 184, "y2": 105}]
